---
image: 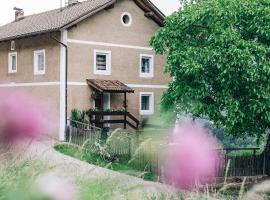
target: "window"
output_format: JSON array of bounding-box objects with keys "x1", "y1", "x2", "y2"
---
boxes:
[
  {"x1": 140, "y1": 92, "x2": 154, "y2": 115},
  {"x1": 34, "y1": 50, "x2": 45, "y2": 75},
  {"x1": 121, "y1": 12, "x2": 132, "y2": 27},
  {"x1": 94, "y1": 50, "x2": 111, "y2": 75},
  {"x1": 8, "y1": 52, "x2": 17, "y2": 73},
  {"x1": 140, "y1": 54, "x2": 154, "y2": 78}
]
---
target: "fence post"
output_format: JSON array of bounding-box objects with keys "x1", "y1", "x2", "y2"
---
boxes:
[
  {"x1": 263, "y1": 152, "x2": 266, "y2": 175},
  {"x1": 266, "y1": 151, "x2": 270, "y2": 176},
  {"x1": 253, "y1": 149, "x2": 256, "y2": 176}
]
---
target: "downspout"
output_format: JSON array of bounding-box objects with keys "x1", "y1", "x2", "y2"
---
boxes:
[{"x1": 50, "y1": 32, "x2": 68, "y2": 140}]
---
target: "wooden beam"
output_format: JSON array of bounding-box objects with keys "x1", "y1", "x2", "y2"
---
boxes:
[
  {"x1": 124, "y1": 92, "x2": 127, "y2": 129},
  {"x1": 100, "y1": 92, "x2": 104, "y2": 129},
  {"x1": 145, "y1": 11, "x2": 154, "y2": 18},
  {"x1": 105, "y1": 3, "x2": 114, "y2": 10}
]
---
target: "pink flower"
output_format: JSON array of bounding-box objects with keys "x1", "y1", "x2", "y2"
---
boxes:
[
  {"x1": 164, "y1": 120, "x2": 222, "y2": 189},
  {"x1": 35, "y1": 172, "x2": 78, "y2": 200},
  {"x1": 0, "y1": 90, "x2": 48, "y2": 144}
]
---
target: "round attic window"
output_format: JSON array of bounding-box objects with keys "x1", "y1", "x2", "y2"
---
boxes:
[{"x1": 121, "y1": 12, "x2": 132, "y2": 27}]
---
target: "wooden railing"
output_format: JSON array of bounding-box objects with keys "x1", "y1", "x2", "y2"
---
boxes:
[{"x1": 87, "y1": 110, "x2": 140, "y2": 130}]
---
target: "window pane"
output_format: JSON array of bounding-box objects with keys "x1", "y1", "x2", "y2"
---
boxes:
[
  {"x1": 141, "y1": 95, "x2": 150, "y2": 111},
  {"x1": 96, "y1": 54, "x2": 107, "y2": 70},
  {"x1": 38, "y1": 53, "x2": 44, "y2": 71},
  {"x1": 141, "y1": 57, "x2": 150, "y2": 73},
  {"x1": 11, "y1": 55, "x2": 16, "y2": 70}
]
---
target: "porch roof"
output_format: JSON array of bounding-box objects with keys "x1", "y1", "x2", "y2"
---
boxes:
[{"x1": 86, "y1": 79, "x2": 134, "y2": 93}]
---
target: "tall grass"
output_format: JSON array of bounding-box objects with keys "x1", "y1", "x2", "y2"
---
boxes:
[
  {"x1": 0, "y1": 157, "x2": 49, "y2": 200},
  {"x1": 1, "y1": 149, "x2": 270, "y2": 200}
]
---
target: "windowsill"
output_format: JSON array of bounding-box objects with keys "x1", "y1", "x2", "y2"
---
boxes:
[
  {"x1": 8, "y1": 71, "x2": 17, "y2": 74},
  {"x1": 140, "y1": 111, "x2": 154, "y2": 115},
  {"x1": 140, "y1": 74, "x2": 154, "y2": 78},
  {"x1": 94, "y1": 70, "x2": 111, "y2": 76},
  {"x1": 34, "y1": 72, "x2": 45, "y2": 75}
]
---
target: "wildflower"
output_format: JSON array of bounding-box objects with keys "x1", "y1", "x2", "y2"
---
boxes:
[
  {"x1": 0, "y1": 90, "x2": 48, "y2": 144},
  {"x1": 164, "y1": 120, "x2": 222, "y2": 189},
  {"x1": 34, "y1": 172, "x2": 78, "y2": 200}
]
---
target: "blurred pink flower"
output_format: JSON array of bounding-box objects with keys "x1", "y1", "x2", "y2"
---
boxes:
[
  {"x1": 0, "y1": 90, "x2": 48, "y2": 144},
  {"x1": 35, "y1": 172, "x2": 78, "y2": 200},
  {"x1": 164, "y1": 120, "x2": 222, "y2": 189}
]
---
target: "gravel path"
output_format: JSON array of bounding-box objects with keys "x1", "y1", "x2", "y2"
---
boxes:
[{"x1": 22, "y1": 139, "x2": 175, "y2": 199}]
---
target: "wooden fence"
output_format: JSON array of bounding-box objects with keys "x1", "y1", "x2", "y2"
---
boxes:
[
  {"x1": 66, "y1": 123, "x2": 269, "y2": 178},
  {"x1": 263, "y1": 152, "x2": 269, "y2": 176},
  {"x1": 216, "y1": 148, "x2": 267, "y2": 177}
]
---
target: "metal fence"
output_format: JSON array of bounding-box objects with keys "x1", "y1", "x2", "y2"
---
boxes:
[{"x1": 65, "y1": 119, "x2": 102, "y2": 146}]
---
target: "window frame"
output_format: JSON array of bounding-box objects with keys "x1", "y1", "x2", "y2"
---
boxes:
[
  {"x1": 139, "y1": 54, "x2": 154, "y2": 78},
  {"x1": 94, "y1": 50, "x2": 111, "y2": 75},
  {"x1": 121, "y1": 12, "x2": 132, "y2": 27},
  {"x1": 34, "y1": 49, "x2": 46, "y2": 75},
  {"x1": 8, "y1": 52, "x2": 17, "y2": 73},
  {"x1": 139, "y1": 92, "x2": 154, "y2": 115}
]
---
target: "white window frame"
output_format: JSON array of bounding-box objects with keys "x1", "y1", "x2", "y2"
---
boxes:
[
  {"x1": 139, "y1": 92, "x2": 154, "y2": 115},
  {"x1": 34, "y1": 49, "x2": 46, "y2": 75},
  {"x1": 94, "y1": 50, "x2": 111, "y2": 75},
  {"x1": 140, "y1": 54, "x2": 154, "y2": 78},
  {"x1": 8, "y1": 52, "x2": 17, "y2": 73},
  {"x1": 121, "y1": 12, "x2": 132, "y2": 27}
]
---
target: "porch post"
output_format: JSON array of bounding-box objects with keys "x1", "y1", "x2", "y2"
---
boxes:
[
  {"x1": 124, "y1": 92, "x2": 127, "y2": 129},
  {"x1": 101, "y1": 92, "x2": 104, "y2": 129}
]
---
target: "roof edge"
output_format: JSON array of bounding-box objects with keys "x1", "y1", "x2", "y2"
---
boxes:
[
  {"x1": 0, "y1": 29, "x2": 59, "y2": 43},
  {"x1": 62, "y1": 0, "x2": 116, "y2": 29},
  {"x1": 133, "y1": 0, "x2": 165, "y2": 26}
]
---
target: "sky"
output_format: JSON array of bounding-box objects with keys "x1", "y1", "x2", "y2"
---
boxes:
[{"x1": 0, "y1": 0, "x2": 180, "y2": 26}]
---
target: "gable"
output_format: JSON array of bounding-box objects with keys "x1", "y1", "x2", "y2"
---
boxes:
[
  {"x1": 68, "y1": 0, "x2": 160, "y2": 47},
  {"x1": 0, "y1": 0, "x2": 164, "y2": 42}
]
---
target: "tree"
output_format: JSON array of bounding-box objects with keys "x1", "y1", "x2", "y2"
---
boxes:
[{"x1": 150, "y1": 0, "x2": 270, "y2": 140}]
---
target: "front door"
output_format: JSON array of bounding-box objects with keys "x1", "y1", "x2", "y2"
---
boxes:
[
  {"x1": 103, "y1": 93, "x2": 110, "y2": 127},
  {"x1": 94, "y1": 93, "x2": 110, "y2": 128}
]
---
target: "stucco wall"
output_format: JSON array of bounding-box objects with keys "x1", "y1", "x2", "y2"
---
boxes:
[
  {"x1": 0, "y1": 33, "x2": 61, "y2": 137},
  {"x1": 0, "y1": 0, "x2": 170, "y2": 134},
  {"x1": 68, "y1": 0, "x2": 161, "y2": 47},
  {"x1": 66, "y1": 0, "x2": 170, "y2": 124},
  {"x1": 67, "y1": 43, "x2": 168, "y2": 85},
  {"x1": 0, "y1": 33, "x2": 60, "y2": 83}
]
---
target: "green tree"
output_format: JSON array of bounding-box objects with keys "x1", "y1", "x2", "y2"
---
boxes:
[{"x1": 150, "y1": 0, "x2": 270, "y2": 140}]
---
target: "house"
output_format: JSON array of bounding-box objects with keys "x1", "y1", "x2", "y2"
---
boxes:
[{"x1": 0, "y1": 0, "x2": 170, "y2": 140}]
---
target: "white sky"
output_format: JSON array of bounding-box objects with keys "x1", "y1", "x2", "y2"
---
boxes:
[{"x1": 0, "y1": 0, "x2": 180, "y2": 26}]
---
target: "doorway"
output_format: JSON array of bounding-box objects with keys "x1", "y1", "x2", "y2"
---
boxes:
[{"x1": 94, "y1": 93, "x2": 110, "y2": 128}]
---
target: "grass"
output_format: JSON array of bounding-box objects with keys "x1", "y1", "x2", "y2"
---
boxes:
[
  {"x1": 1, "y1": 145, "x2": 270, "y2": 200},
  {"x1": 54, "y1": 144, "x2": 158, "y2": 181},
  {"x1": 0, "y1": 158, "x2": 50, "y2": 200}
]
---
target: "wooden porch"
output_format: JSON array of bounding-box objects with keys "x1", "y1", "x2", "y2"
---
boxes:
[{"x1": 86, "y1": 79, "x2": 140, "y2": 130}]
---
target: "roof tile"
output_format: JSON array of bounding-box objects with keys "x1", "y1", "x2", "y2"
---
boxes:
[
  {"x1": 87, "y1": 79, "x2": 134, "y2": 93},
  {"x1": 0, "y1": 0, "x2": 114, "y2": 42}
]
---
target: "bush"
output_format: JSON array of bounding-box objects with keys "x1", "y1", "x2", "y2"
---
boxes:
[{"x1": 70, "y1": 109, "x2": 89, "y2": 124}]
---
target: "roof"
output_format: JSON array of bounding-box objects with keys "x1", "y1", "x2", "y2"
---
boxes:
[
  {"x1": 0, "y1": 0, "x2": 165, "y2": 42},
  {"x1": 87, "y1": 79, "x2": 134, "y2": 93},
  {"x1": 0, "y1": 0, "x2": 115, "y2": 42}
]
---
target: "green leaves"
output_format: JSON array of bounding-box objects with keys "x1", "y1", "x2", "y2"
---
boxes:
[{"x1": 151, "y1": 0, "x2": 270, "y2": 140}]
